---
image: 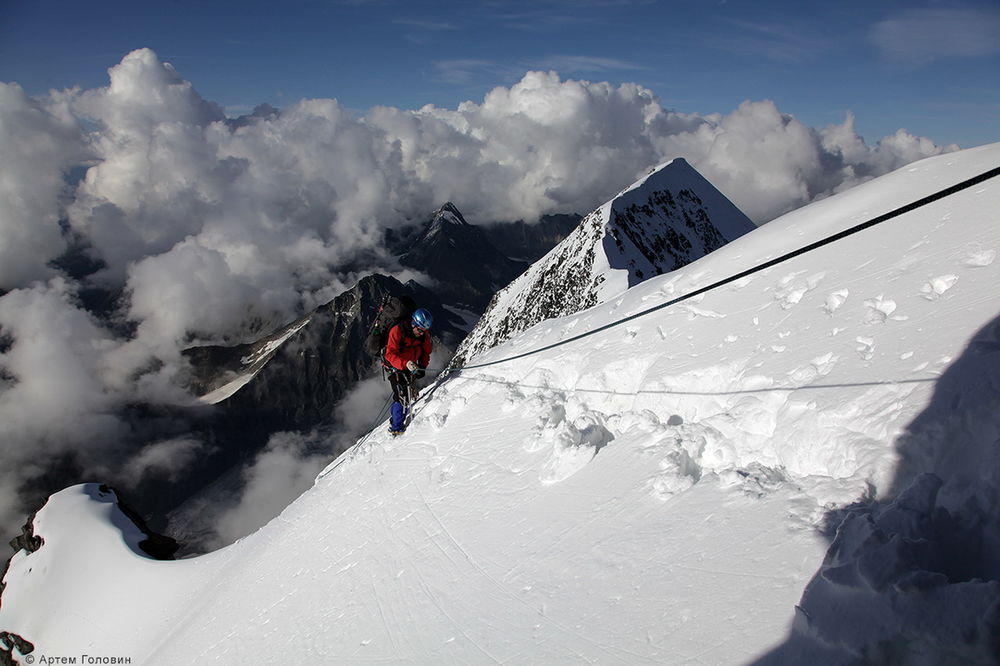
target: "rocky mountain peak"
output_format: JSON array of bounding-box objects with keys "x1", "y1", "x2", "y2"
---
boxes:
[
  {"x1": 452, "y1": 158, "x2": 756, "y2": 366},
  {"x1": 431, "y1": 202, "x2": 469, "y2": 227},
  {"x1": 400, "y1": 203, "x2": 527, "y2": 312}
]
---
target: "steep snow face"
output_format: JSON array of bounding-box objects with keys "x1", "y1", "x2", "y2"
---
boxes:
[
  {"x1": 454, "y1": 157, "x2": 755, "y2": 365},
  {"x1": 2, "y1": 144, "x2": 999, "y2": 665}
]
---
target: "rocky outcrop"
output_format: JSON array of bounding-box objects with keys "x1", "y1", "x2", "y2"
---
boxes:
[
  {"x1": 0, "y1": 631, "x2": 34, "y2": 665},
  {"x1": 99, "y1": 485, "x2": 179, "y2": 560}
]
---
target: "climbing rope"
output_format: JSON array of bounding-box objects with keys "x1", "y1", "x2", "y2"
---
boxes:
[
  {"x1": 445, "y1": 165, "x2": 1000, "y2": 373},
  {"x1": 320, "y1": 163, "x2": 999, "y2": 472}
]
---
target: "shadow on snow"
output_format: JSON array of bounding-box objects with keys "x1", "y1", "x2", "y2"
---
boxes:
[{"x1": 753, "y1": 313, "x2": 1000, "y2": 665}]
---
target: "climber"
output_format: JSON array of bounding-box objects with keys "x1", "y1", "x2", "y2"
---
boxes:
[{"x1": 383, "y1": 307, "x2": 433, "y2": 435}]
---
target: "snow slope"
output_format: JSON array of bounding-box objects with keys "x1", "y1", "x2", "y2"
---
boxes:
[{"x1": 2, "y1": 144, "x2": 999, "y2": 664}]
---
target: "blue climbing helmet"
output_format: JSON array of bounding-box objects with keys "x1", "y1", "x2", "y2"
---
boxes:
[{"x1": 411, "y1": 308, "x2": 433, "y2": 330}]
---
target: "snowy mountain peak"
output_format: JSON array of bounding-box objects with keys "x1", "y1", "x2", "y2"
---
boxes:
[
  {"x1": 400, "y1": 203, "x2": 527, "y2": 311},
  {"x1": 431, "y1": 202, "x2": 469, "y2": 228},
  {"x1": 603, "y1": 156, "x2": 755, "y2": 286},
  {"x1": 452, "y1": 157, "x2": 755, "y2": 365}
]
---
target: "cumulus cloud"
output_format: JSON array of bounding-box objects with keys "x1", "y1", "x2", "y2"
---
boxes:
[
  {"x1": 0, "y1": 279, "x2": 129, "y2": 529},
  {"x1": 200, "y1": 375, "x2": 391, "y2": 548},
  {"x1": 0, "y1": 83, "x2": 84, "y2": 289},
  {"x1": 209, "y1": 431, "x2": 329, "y2": 546},
  {"x1": 0, "y1": 47, "x2": 958, "y2": 539},
  {"x1": 122, "y1": 437, "x2": 211, "y2": 485},
  {"x1": 0, "y1": 279, "x2": 126, "y2": 459}
]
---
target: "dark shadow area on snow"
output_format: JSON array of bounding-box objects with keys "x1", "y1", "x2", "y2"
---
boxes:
[
  {"x1": 83, "y1": 484, "x2": 180, "y2": 560},
  {"x1": 753, "y1": 313, "x2": 1000, "y2": 665}
]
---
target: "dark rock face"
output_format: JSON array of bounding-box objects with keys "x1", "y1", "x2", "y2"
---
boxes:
[
  {"x1": 0, "y1": 631, "x2": 34, "y2": 665},
  {"x1": 606, "y1": 186, "x2": 735, "y2": 286},
  {"x1": 1, "y1": 511, "x2": 43, "y2": 621},
  {"x1": 96, "y1": 485, "x2": 179, "y2": 560},
  {"x1": 185, "y1": 274, "x2": 467, "y2": 435},
  {"x1": 398, "y1": 203, "x2": 529, "y2": 312},
  {"x1": 481, "y1": 214, "x2": 581, "y2": 263},
  {"x1": 449, "y1": 210, "x2": 605, "y2": 368},
  {"x1": 6, "y1": 512, "x2": 42, "y2": 557}
]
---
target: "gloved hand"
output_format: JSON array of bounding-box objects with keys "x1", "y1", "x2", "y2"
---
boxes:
[{"x1": 406, "y1": 361, "x2": 419, "y2": 372}]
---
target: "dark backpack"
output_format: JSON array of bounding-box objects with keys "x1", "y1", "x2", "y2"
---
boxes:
[{"x1": 364, "y1": 295, "x2": 416, "y2": 358}]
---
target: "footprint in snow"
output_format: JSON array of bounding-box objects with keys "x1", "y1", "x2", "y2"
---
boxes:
[
  {"x1": 863, "y1": 295, "x2": 906, "y2": 324},
  {"x1": 501, "y1": 384, "x2": 524, "y2": 413},
  {"x1": 651, "y1": 449, "x2": 699, "y2": 500},
  {"x1": 540, "y1": 415, "x2": 614, "y2": 485},
  {"x1": 775, "y1": 271, "x2": 826, "y2": 310},
  {"x1": 856, "y1": 336, "x2": 876, "y2": 361},
  {"x1": 961, "y1": 244, "x2": 996, "y2": 267},
  {"x1": 427, "y1": 395, "x2": 467, "y2": 429},
  {"x1": 718, "y1": 463, "x2": 789, "y2": 498},
  {"x1": 920, "y1": 274, "x2": 958, "y2": 300},
  {"x1": 525, "y1": 403, "x2": 566, "y2": 452},
  {"x1": 788, "y1": 352, "x2": 839, "y2": 383},
  {"x1": 681, "y1": 304, "x2": 725, "y2": 319},
  {"x1": 429, "y1": 458, "x2": 456, "y2": 486},
  {"x1": 823, "y1": 289, "x2": 849, "y2": 314}
]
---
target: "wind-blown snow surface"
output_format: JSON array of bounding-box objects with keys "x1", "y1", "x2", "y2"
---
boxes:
[{"x1": 3, "y1": 144, "x2": 1000, "y2": 664}]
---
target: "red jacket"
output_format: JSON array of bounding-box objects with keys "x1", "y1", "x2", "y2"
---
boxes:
[{"x1": 384, "y1": 322, "x2": 432, "y2": 371}]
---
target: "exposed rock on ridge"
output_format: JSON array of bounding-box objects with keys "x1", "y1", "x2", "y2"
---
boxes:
[{"x1": 452, "y1": 158, "x2": 755, "y2": 366}]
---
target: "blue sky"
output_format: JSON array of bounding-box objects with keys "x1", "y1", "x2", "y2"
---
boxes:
[{"x1": 1, "y1": 0, "x2": 998, "y2": 147}]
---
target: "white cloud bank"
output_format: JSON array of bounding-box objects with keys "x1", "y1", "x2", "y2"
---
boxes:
[{"x1": 0, "y1": 47, "x2": 958, "y2": 536}]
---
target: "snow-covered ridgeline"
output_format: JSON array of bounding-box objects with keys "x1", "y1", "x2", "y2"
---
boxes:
[
  {"x1": 2, "y1": 144, "x2": 999, "y2": 664},
  {"x1": 452, "y1": 157, "x2": 755, "y2": 365}
]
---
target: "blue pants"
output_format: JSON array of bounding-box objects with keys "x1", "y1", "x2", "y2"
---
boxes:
[
  {"x1": 390, "y1": 401, "x2": 407, "y2": 431},
  {"x1": 388, "y1": 371, "x2": 410, "y2": 431}
]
